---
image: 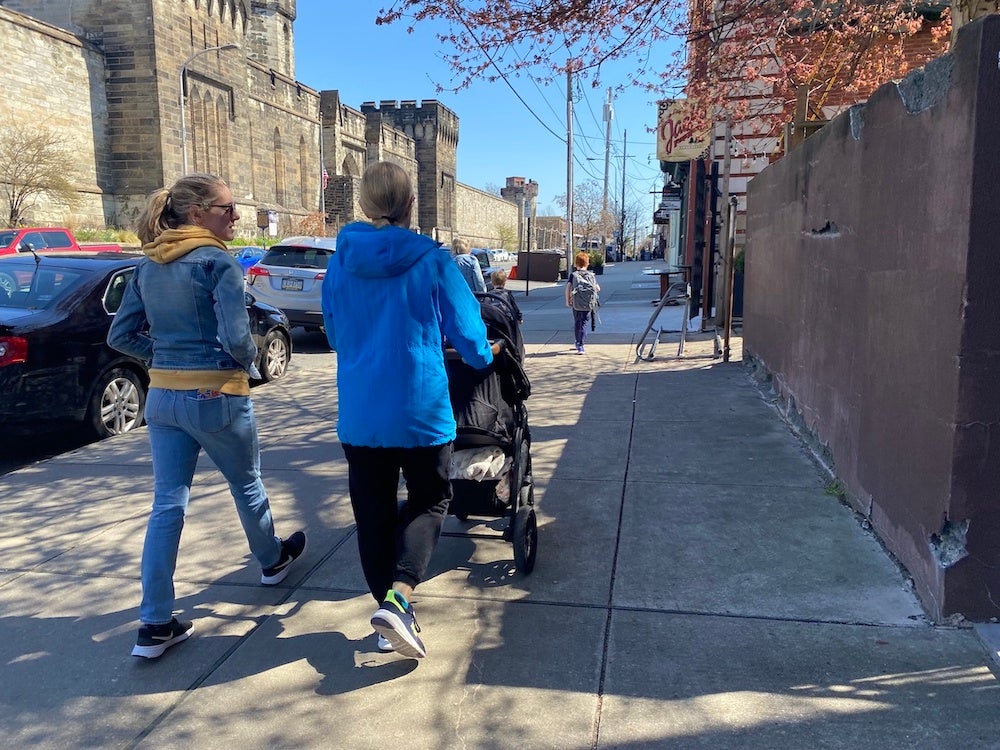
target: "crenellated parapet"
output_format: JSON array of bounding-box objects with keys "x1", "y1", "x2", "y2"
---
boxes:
[{"x1": 359, "y1": 99, "x2": 459, "y2": 238}]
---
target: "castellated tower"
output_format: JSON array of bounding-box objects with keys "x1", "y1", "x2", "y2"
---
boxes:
[
  {"x1": 2, "y1": 0, "x2": 320, "y2": 230},
  {"x1": 360, "y1": 100, "x2": 459, "y2": 239},
  {"x1": 246, "y1": 0, "x2": 297, "y2": 79}
]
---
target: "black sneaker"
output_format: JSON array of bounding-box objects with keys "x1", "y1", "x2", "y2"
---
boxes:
[
  {"x1": 131, "y1": 617, "x2": 193, "y2": 659},
  {"x1": 370, "y1": 590, "x2": 426, "y2": 658},
  {"x1": 261, "y1": 530, "x2": 307, "y2": 585}
]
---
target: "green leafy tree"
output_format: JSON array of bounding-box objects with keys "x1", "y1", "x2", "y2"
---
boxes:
[
  {"x1": 495, "y1": 223, "x2": 517, "y2": 251},
  {"x1": 0, "y1": 123, "x2": 80, "y2": 227}
]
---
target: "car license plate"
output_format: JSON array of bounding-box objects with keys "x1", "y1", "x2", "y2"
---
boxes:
[{"x1": 281, "y1": 277, "x2": 304, "y2": 291}]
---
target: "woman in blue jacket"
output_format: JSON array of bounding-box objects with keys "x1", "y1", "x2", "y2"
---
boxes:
[{"x1": 322, "y1": 161, "x2": 494, "y2": 659}]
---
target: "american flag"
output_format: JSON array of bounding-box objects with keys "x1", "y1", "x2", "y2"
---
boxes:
[{"x1": 321, "y1": 165, "x2": 329, "y2": 190}]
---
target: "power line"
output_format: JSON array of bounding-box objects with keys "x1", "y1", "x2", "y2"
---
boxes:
[{"x1": 448, "y1": 15, "x2": 567, "y2": 144}]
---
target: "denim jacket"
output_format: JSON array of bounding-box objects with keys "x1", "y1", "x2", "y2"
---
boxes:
[
  {"x1": 108, "y1": 246, "x2": 260, "y2": 378},
  {"x1": 454, "y1": 252, "x2": 487, "y2": 293}
]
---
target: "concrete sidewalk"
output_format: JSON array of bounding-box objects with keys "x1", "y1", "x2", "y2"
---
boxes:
[{"x1": 2, "y1": 261, "x2": 999, "y2": 749}]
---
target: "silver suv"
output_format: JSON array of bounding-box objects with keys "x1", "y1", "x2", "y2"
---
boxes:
[{"x1": 245, "y1": 236, "x2": 336, "y2": 332}]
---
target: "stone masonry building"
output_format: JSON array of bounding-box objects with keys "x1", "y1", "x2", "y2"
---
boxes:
[{"x1": 0, "y1": 0, "x2": 521, "y2": 245}]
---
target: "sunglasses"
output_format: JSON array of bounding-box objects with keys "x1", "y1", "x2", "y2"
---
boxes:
[{"x1": 209, "y1": 203, "x2": 237, "y2": 218}]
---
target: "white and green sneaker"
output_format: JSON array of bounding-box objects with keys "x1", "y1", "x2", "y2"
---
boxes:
[{"x1": 370, "y1": 590, "x2": 425, "y2": 658}]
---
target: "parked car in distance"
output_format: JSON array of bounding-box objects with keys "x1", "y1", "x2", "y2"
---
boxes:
[
  {"x1": 245, "y1": 236, "x2": 337, "y2": 331},
  {"x1": 0, "y1": 252, "x2": 292, "y2": 439},
  {"x1": 0, "y1": 227, "x2": 121, "y2": 257},
  {"x1": 486, "y1": 248, "x2": 509, "y2": 263},
  {"x1": 233, "y1": 245, "x2": 266, "y2": 274},
  {"x1": 471, "y1": 248, "x2": 502, "y2": 287}
]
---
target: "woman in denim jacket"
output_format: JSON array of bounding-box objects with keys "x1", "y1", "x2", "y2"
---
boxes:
[{"x1": 108, "y1": 173, "x2": 306, "y2": 659}]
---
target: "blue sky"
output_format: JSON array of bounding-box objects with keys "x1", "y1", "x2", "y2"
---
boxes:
[{"x1": 292, "y1": 2, "x2": 672, "y2": 218}]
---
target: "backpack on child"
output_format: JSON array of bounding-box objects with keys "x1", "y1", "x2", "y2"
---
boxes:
[{"x1": 570, "y1": 269, "x2": 599, "y2": 312}]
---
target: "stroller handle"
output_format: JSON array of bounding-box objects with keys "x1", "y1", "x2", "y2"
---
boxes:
[{"x1": 444, "y1": 340, "x2": 503, "y2": 361}]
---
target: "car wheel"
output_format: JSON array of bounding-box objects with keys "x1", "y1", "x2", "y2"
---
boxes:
[
  {"x1": 259, "y1": 330, "x2": 290, "y2": 382},
  {"x1": 86, "y1": 367, "x2": 146, "y2": 438},
  {"x1": 0, "y1": 272, "x2": 15, "y2": 298}
]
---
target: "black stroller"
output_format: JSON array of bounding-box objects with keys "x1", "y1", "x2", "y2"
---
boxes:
[{"x1": 445, "y1": 290, "x2": 537, "y2": 574}]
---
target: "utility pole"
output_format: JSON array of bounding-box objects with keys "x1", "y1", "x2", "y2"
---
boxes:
[
  {"x1": 566, "y1": 63, "x2": 575, "y2": 278},
  {"x1": 603, "y1": 89, "x2": 613, "y2": 216},
  {"x1": 603, "y1": 87, "x2": 613, "y2": 260},
  {"x1": 619, "y1": 129, "x2": 627, "y2": 260}
]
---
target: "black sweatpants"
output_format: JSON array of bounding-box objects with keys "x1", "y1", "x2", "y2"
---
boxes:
[{"x1": 342, "y1": 442, "x2": 453, "y2": 604}]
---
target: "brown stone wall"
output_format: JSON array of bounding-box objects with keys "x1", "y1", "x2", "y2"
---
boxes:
[
  {"x1": 744, "y1": 16, "x2": 1000, "y2": 621},
  {"x1": 0, "y1": 7, "x2": 110, "y2": 225},
  {"x1": 2, "y1": 0, "x2": 319, "y2": 236},
  {"x1": 244, "y1": 59, "x2": 321, "y2": 235},
  {"x1": 455, "y1": 184, "x2": 518, "y2": 249}
]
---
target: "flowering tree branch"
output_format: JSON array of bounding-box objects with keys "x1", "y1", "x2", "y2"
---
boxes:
[{"x1": 375, "y1": 0, "x2": 953, "y2": 143}]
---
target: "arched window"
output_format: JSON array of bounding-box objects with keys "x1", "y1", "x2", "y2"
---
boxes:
[
  {"x1": 342, "y1": 153, "x2": 359, "y2": 178},
  {"x1": 203, "y1": 89, "x2": 217, "y2": 173},
  {"x1": 299, "y1": 136, "x2": 309, "y2": 209},
  {"x1": 216, "y1": 95, "x2": 229, "y2": 182},
  {"x1": 248, "y1": 119, "x2": 256, "y2": 199},
  {"x1": 273, "y1": 128, "x2": 285, "y2": 206},
  {"x1": 190, "y1": 85, "x2": 204, "y2": 171}
]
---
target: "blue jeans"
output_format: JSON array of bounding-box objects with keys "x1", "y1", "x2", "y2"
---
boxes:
[{"x1": 139, "y1": 388, "x2": 282, "y2": 624}]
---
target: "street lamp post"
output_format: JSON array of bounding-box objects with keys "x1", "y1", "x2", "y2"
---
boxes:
[{"x1": 179, "y1": 44, "x2": 239, "y2": 175}]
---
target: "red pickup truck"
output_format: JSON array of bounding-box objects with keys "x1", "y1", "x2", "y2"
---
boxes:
[{"x1": 0, "y1": 227, "x2": 122, "y2": 256}]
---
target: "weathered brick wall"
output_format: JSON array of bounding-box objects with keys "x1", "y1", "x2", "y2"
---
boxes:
[
  {"x1": 244, "y1": 59, "x2": 321, "y2": 235},
  {"x1": 745, "y1": 15, "x2": 1000, "y2": 622},
  {"x1": 321, "y1": 91, "x2": 367, "y2": 179},
  {"x1": 455, "y1": 184, "x2": 518, "y2": 249}
]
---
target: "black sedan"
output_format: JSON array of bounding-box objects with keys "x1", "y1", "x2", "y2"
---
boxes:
[{"x1": 0, "y1": 252, "x2": 292, "y2": 438}]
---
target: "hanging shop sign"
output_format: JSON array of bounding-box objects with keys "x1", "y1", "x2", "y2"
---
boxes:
[{"x1": 656, "y1": 99, "x2": 711, "y2": 162}]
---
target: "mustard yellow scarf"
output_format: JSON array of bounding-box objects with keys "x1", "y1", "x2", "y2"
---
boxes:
[{"x1": 143, "y1": 226, "x2": 228, "y2": 264}]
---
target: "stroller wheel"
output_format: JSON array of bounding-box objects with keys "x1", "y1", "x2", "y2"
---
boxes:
[{"x1": 512, "y1": 504, "x2": 537, "y2": 575}]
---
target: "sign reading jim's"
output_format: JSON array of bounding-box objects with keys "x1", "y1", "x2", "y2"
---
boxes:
[{"x1": 657, "y1": 99, "x2": 710, "y2": 162}]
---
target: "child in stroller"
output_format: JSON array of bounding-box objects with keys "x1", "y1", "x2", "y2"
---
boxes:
[{"x1": 445, "y1": 290, "x2": 537, "y2": 573}]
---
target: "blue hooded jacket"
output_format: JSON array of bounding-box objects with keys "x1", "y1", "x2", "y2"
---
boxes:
[{"x1": 322, "y1": 222, "x2": 493, "y2": 448}]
